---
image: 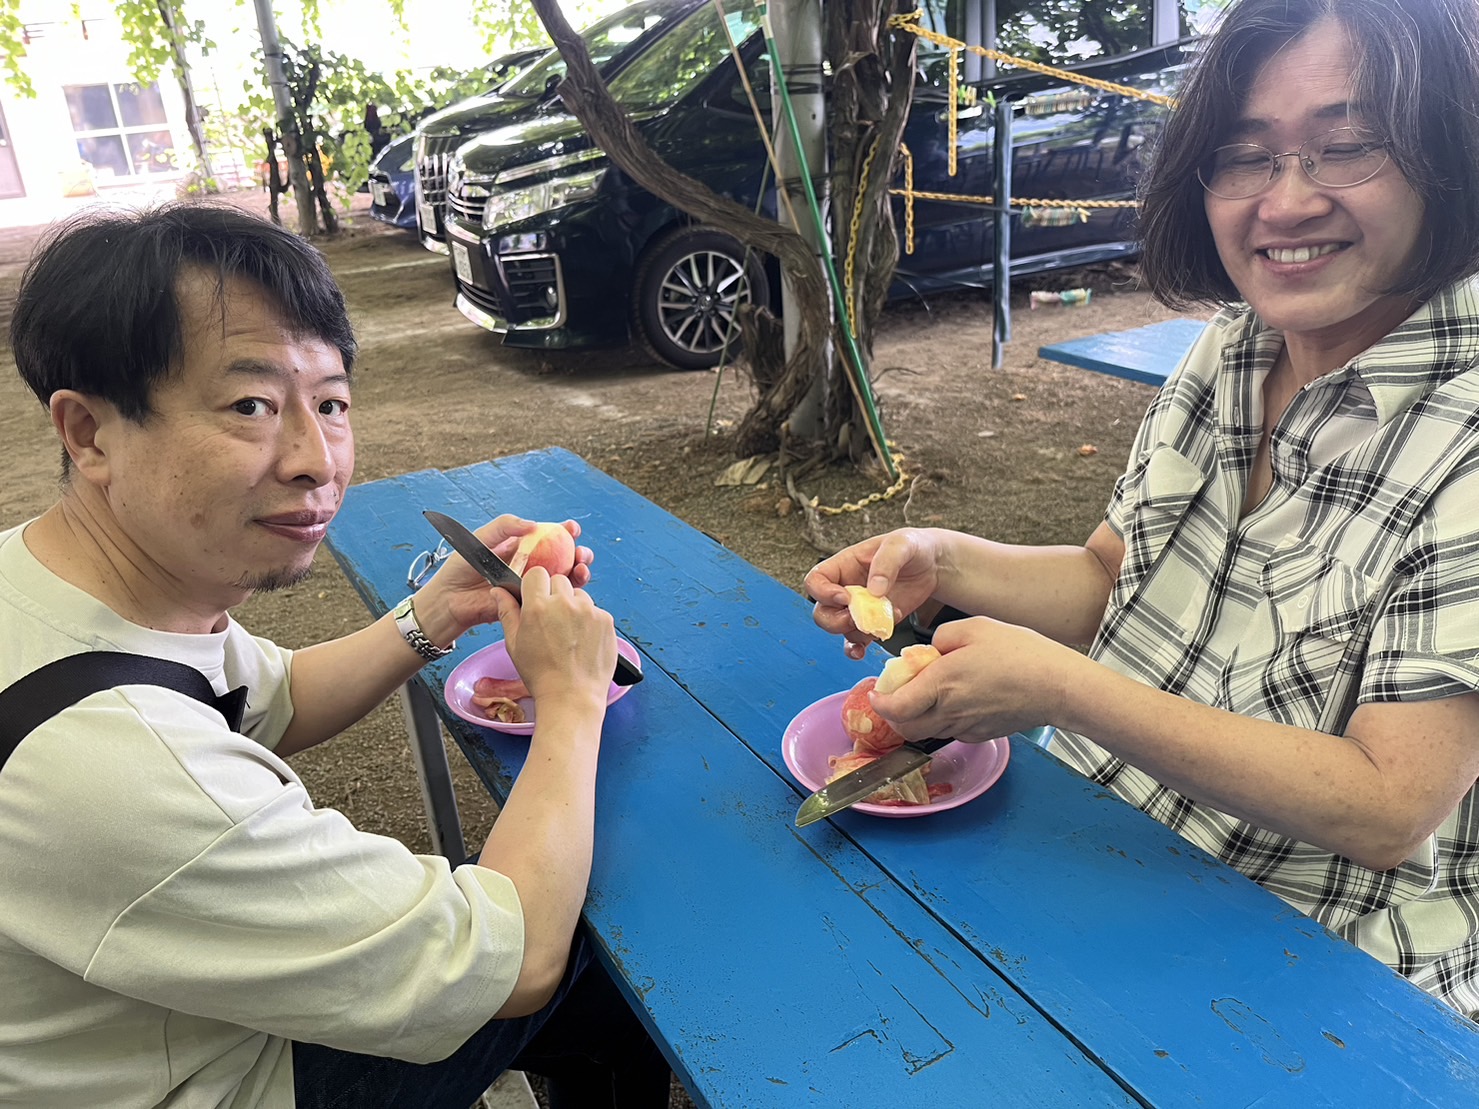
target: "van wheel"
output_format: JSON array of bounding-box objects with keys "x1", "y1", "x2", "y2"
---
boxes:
[{"x1": 633, "y1": 227, "x2": 769, "y2": 370}]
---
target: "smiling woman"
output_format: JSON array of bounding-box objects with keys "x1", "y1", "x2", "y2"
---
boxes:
[{"x1": 803, "y1": 0, "x2": 1479, "y2": 1023}]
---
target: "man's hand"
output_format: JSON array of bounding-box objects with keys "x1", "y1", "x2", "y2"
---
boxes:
[
  {"x1": 416, "y1": 516, "x2": 595, "y2": 648},
  {"x1": 804, "y1": 529, "x2": 949, "y2": 659},
  {"x1": 491, "y1": 567, "x2": 616, "y2": 716}
]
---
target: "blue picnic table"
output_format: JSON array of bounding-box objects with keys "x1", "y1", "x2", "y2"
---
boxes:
[
  {"x1": 325, "y1": 448, "x2": 1479, "y2": 1108},
  {"x1": 1038, "y1": 316, "x2": 1208, "y2": 386}
]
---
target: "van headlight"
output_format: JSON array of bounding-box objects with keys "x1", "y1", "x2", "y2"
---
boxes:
[{"x1": 483, "y1": 168, "x2": 606, "y2": 230}]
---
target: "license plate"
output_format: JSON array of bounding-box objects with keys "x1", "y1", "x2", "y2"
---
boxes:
[
  {"x1": 417, "y1": 201, "x2": 436, "y2": 230},
  {"x1": 370, "y1": 181, "x2": 389, "y2": 207},
  {"x1": 451, "y1": 241, "x2": 473, "y2": 284}
]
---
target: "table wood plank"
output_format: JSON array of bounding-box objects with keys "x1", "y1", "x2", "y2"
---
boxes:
[
  {"x1": 415, "y1": 449, "x2": 1479, "y2": 1108},
  {"x1": 328, "y1": 467, "x2": 1140, "y2": 1108},
  {"x1": 1037, "y1": 317, "x2": 1207, "y2": 386}
]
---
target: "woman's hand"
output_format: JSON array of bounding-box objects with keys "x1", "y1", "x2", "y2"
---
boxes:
[
  {"x1": 869, "y1": 615, "x2": 1076, "y2": 742},
  {"x1": 416, "y1": 516, "x2": 595, "y2": 646},
  {"x1": 804, "y1": 528, "x2": 950, "y2": 659}
]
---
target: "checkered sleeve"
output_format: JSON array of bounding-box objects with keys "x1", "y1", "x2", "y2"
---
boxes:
[{"x1": 1361, "y1": 465, "x2": 1479, "y2": 703}]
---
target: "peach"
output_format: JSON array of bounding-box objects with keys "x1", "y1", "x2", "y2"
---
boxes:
[
  {"x1": 874, "y1": 644, "x2": 941, "y2": 694},
  {"x1": 840, "y1": 676, "x2": 906, "y2": 754},
  {"x1": 495, "y1": 522, "x2": 577, "y2": 577},
  {"x1": 844, "y1": 585, "x2": 895, "y2": 640}
]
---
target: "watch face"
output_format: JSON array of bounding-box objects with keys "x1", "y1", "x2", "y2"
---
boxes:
[{"x1": 395, "y1": 597, "x2": 450, "y2": 660}]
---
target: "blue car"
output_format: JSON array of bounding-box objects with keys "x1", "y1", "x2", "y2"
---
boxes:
[{"x1": 368, "y1": 48, "x2": 548, "y2": 231}]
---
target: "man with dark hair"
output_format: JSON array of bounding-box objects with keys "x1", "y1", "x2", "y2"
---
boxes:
[{"x1": 0, "y1": 203, "x2": 669, "y2": 1108}]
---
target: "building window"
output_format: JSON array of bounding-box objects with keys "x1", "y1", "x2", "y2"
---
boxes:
[{"x1": 64, "y1": 82, "x2": 177, "y2": 179}]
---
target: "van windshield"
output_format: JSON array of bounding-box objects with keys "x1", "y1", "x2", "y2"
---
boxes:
[
  {"x1": 500, "y1": 0, "x2": 678, "y2": 99},
  {"x1": 606, "y1": 0, "x2": 763, "y2": 111}
]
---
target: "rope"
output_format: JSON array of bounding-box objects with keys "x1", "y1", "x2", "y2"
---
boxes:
[{"x1": 888, "y1": 12, "x2": 1179, "y2": 110}]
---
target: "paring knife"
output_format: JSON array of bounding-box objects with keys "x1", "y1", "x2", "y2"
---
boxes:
[
  {"x1": 422, "y1": 510, "x2": 643, "y2": 687},
  {"x1": 794, "y1": 736, "x2": 954, "y2": 826}
]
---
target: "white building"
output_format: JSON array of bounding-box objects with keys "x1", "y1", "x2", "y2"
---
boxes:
[{"x1": 0, "y1": 4, "x2": 211, "y2": 222}]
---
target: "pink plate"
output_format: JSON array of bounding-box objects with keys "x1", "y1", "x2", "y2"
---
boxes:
[
  {"x1": 782, "y1": 691, "x2": 1010, "y2": 819},
  {"x1": 443, "y1": 637, "x2": 642, "y2": 735}
]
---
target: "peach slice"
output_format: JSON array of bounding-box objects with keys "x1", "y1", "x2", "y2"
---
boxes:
[
  {"x1": 874, "y1": 643, "x2": 942, "y2": 694},
  {"x1": 495, "y1": 522, "x2": 577, "y2": 578},
  {"x1": 844, "y1": 585, "x2": 895, "y2": 640}
]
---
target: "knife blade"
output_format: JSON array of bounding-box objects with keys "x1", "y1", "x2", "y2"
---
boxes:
[
  {"x1": 422, "y1": 510, "x2": 643, "y2": 687},
  {"x1": 795, "y1": 736, "x2": 954, "y2": 826}
]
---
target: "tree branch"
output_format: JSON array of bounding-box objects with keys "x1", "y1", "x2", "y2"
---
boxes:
[{"x1": 529, "y1": 0, "x2": 831, "y2": 455}]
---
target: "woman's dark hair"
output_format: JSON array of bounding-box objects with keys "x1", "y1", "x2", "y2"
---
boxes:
[
  {"x1": 9, "y1": 202, "x2": 357, "y2": 420},
  {"x1": 1137, "y1": 0, "x2": 1479, "y2": 308}
]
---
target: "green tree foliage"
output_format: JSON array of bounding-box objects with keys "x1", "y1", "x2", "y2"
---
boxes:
[
  {"x1": 992, "y1": 0, "x2": 1193, "y2": 62},
  {"x1": 0, "y1": 0, "x2": 34, "y2": 97},
  {"x1": 470, "y1": 0, "x2": 552, "y2": 58},
  {"x1": 237, "y1": 37, "x2": 519, "y2": 211}
]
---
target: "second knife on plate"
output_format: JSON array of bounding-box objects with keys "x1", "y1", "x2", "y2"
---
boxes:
[
  {"x1": 794, "y1": 736, "x2": 954, "y2": 826},
  {"x1": 422, "y1": 509, "x2": 643, "y2": 686}
]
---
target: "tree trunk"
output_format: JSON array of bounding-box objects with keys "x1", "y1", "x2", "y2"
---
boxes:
[
  {"x1": 529, "y1": 0, "x2": 915, "y2": 470},
  {"x1": 825, "y1": 1, "x2": 918, "y2": 465},
  {"x1": 262, "y1": 127, "x2": 284, "y2": 225},
  {"x1": 251, "y1": 0, "x2": 317, "y2": 234},
  {"x1": 296, "y1": 60, "x2": 339, "y2": 234},
  {"x1": 528, "y1": 0, "x2": 834, "y2": 460},
  {"x1": 156, "y1": 0, "x2": 214, "y2": 186}
]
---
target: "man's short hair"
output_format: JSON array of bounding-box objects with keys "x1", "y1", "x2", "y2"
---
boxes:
[
  {"x1": 1136, "y1": 0, "x2": 1479, "y2": 309},
  {"x1": 10, "y1": 203, "x2": 357, "y2": 420}
]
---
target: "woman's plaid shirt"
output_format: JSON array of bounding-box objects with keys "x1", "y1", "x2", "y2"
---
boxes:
[{"x1": 1050, "y1": 280, "x2": 1479, "y2": 1016}]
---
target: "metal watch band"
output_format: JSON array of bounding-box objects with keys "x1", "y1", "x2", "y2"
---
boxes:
[{"x1": 392, "y1": 596, "x2": 454, "y2": 663}]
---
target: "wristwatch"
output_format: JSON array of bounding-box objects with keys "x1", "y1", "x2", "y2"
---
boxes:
[{"x1": 392, "y1": 595, "x2": 455, "y2": 663}]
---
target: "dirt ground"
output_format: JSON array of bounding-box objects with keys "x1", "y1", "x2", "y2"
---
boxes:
[{"x1": 0, "y1": 189, "x2": 1199, "y2": 1105}]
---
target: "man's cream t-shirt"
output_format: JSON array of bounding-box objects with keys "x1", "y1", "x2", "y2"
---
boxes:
[{"x1": 0, "y1": 524, "x2": 526, "y2": 1108}]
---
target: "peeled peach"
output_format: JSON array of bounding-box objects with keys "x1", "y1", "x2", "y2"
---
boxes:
[
  {"x1": 844, "y1": 585, "x2": 895, "y2": 640},
  {"x1": 840, "y1": 676, "x2": 906, "y2": 754},
  {"x1": 495, "y1": 522, "x2": 577, "y2": 578},
  {"x1": 875, "y1": 644, "x2": 941, "y2": 694}
]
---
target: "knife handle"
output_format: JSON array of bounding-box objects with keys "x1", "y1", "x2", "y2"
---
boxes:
[
  {"x1": 613, "y1": 653, "x2": 643, "y2": 686},
  {"x1": 905, "y1": 736, "x2": 954, "y2": 756}
]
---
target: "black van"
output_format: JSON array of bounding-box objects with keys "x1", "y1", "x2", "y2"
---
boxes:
[
  {"x1": 413, "y1": 0, "x2": 706, "y2": 254},
  {"x1": 441, "y1": 0, "x2": 1184, "y2": 367}
]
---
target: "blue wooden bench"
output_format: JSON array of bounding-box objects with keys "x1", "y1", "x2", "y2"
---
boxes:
[
  {"x1": 327, "y1": 449, "x2": 1479, "y2": 1107},
  {"x1": 1038, "y1": 315, "x2": 1207, "y2": 386}
]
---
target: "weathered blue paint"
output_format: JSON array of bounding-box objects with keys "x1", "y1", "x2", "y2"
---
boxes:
[
  {"x1": 330, "y1": 463, "x2": 1136, "y2": 1108},
  {"x1": 328, "y1": 449, "x2": 1479, "y2": 1107},
  {"x1": 1038, "y1": 317, "x2": 1209, "y2": 386}
]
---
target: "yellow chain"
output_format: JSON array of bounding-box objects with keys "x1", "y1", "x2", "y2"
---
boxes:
[
  {"x1": 807, "y1": 444, "x2": 913, "y2": 515},
  {"x1": 892, "y1": 189, "x2": 1135, "y2": 207},
  {"x1": 889, "y1": 12, "x2": 1179, "y2": 109},
  {"x1": 844, "y1": 137, "x2": 884, "y2": 326},
  {"x1": 897, "y1": 142, "x2": 915, "y2": 253}
]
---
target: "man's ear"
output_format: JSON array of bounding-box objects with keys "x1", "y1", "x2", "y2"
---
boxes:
[{"x1": 49, "y1": 390, "x2": 114, "y2": 484}]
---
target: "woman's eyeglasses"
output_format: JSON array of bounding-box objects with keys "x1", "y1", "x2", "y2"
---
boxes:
[
  {"x1": 1198, "y1": 127, "x2": 1390, "y2": 200},
  {"x1": 406, "y1": 538, "x2": 453, "y2": 590}
]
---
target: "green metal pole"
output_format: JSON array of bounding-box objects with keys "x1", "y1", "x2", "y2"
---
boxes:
[{"x1": 760, "y1": 2, "x2": 898, "y2": 480}]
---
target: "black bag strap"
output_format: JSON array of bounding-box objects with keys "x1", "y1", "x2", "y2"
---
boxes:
[{"x1": 0, "y1": 652, "x2": 247, "y2": 772}]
